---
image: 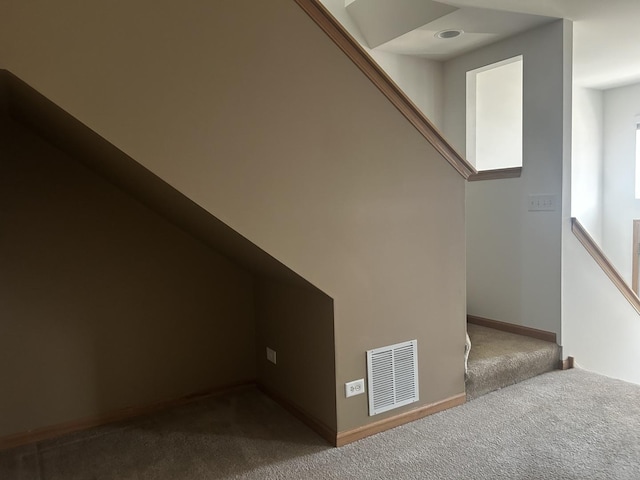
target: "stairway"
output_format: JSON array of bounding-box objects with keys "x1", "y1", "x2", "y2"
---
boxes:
[{"x1": 465, "y1": 323, "x2": 560, "y2": 401}]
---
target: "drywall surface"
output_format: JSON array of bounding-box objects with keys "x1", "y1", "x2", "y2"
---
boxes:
[
  {"x1": 374, "y1": 50, "x2": 445, "y2": 128},
  {"x1": 320, "y1": 0, "x2": 445, "y2": 128},
  {"x1": 0, "y1": 2, "x2": 6, "y2": 67},
  {"x1": 572, "y1": 87, "x2": 604, "y2": 243},
  {"x1": 0, "y1": 118, "x2": 256, "y2": 438},
  {"x1": 601, "y1": 82, "x2": 640, "y2": 284},
  {"x1": 469, "y1": 57, "x2": 523, "y2": 170},
  {"x1": 255, "y1": 278, "x2": 336, "y2": 431},
  {"x1": 0, "y1": 0, "x2": 466, "y2": 433},
  {"x1": 562, "y1": 232, "x2": 640, "y2": 385},
  {"x1": 345, "y1": 0, "x2": 457, "y2": 49},
  {"x1": 444, "y1": 20, "x2": 570, "y2": 339}
]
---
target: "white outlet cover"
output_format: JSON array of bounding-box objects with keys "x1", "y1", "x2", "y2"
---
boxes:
[{"x1": 345, "y1": 379, "x2": 366, "y2": 398}]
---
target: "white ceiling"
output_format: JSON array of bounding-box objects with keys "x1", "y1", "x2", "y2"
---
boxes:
[
  {"x1": 348, "y1": 0, "x2": 640, "y2": 90},
  {"x1": 346, "y1": 0, "x2": 459, "y2": 48},
  {"x1": 375, "y1": 7, "x2": 553, "y2": 60}
]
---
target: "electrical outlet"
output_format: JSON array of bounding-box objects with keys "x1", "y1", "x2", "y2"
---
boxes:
[
  {"x1": 266, "y1": 347, "x2": 277, "y2": 365},
  {"x1": 345, "y1": 379, "x2": 365, "y2": 398}
]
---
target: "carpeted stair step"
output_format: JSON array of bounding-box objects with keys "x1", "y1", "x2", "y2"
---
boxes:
[{"x1": 465, "y1": 323, "x2": 560, "y2": 401}]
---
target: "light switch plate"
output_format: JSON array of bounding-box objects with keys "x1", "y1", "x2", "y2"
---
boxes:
[
  {"x1": 528, "y1": 194, "x2": 556, "y2": 211},
  {"x1": 266, "y1": 347, "x2": 277, "y2": 364}
]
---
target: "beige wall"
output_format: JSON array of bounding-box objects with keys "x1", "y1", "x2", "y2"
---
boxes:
[
  {"x1": 255, "y1": 278, "x2": 336, "y2": 430},
  {"x1": 0, "y1": 117, "x2": 255, "y2": 438},
  {"x1": 0, "y1": 0, "x2": 466, "y2": 433}
]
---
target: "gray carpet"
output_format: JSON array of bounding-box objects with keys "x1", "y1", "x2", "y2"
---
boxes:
[
  {"x1": 2, "y1": 369, "x2": 640, "y2": 479},
  {"x1": 465, "y1": 324, "x2": 561, "y2": 400}
]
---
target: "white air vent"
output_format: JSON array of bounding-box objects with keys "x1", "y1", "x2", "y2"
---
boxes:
[{"x1": 367, "y1": 340, "x2": 419, "y2": 416}]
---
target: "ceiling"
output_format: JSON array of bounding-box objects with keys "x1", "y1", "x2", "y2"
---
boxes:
[{"x1": 346, "y1": 0, "x2": 640, "y2": 90}]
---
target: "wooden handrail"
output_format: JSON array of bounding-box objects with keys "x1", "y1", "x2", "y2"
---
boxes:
[
  {"x1": 571, "y1": 218, "x2": 640, "y2": 315},
  {"x1": 293, "y1": 0, "x2": 476, "y2": 180}
]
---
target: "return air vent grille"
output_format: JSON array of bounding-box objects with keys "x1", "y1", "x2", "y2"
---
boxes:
[{"x1": 367, "y1": 340, "x2": 419, "y2": 416}]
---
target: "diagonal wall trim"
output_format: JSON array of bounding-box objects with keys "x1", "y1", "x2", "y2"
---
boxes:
[
  {"x1": 467, "y1": 166, "x2": 522, "y2": 182},
  {"x1": 0, "y1": 69, "x2": 312, "y2": 287},
  {"x1": 293, "y1": 0, "x2": 476, "y2": 180},
  {"x1": 571, "y1": 218, "x2": 640, "y2": 315}
]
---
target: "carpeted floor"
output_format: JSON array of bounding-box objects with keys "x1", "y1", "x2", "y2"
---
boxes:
[
  {"x1": 465, "y1": 324, "x2": 561, "y2": 400},
  {"x1": 2, "y1": 368, "x2": 640, "y2": 479}
]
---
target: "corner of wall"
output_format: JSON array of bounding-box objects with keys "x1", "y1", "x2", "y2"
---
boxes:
[
  {"x1": 0, "y1": 70, "x2": 9, "y2": 116},
  {"x1": 254, "y1": 277, "x2": 337, "y2": 433},
  {"x1": 570, "y1": 86, "x2": 604, "y2": 244}
]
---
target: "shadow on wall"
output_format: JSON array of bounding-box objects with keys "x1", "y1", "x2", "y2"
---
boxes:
[{"x1": 0, "y1": 71, "x2": 336, "y2": 440}]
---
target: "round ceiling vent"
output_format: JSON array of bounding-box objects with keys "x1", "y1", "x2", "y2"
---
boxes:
[{"x1": 435, "y1": 29, "x2": 464, "y2": 40}]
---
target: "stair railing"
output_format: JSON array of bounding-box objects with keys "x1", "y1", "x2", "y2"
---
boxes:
[
  {"x1": 571, "y1": 217, "x2": 640, "y2": 315},
  {"x1": 293, "y1": 0, "x2": 476, "y2": 180}
]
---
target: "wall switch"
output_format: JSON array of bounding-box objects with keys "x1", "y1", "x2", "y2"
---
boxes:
[
  {"x1": 528, "y1": 194, "x2": 557, "y2": 211},
  {"x1": 345, "y1": 379, "x2": 365, "y2": 398},
  {"x1": 266, "y1": 347, "x2": 277, "y2": 364}
]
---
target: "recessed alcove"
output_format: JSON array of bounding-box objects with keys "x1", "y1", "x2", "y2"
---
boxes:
[{"x1": 0, "y1": 70, "x2": 336, "y2": 444}]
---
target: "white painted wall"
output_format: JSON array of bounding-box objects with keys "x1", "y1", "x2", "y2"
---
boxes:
[
  {"x1": 601, "y1": 82, "x2": 640, "y2": 285},
  {"x1": 320, "y1": 0, "x2": 444, "y2": 128},
  {"x1": 468, "y1": 57, "x2": 523, "y2": 171},
  {"x1": 563, "y1": 81, "x2": 640, "y2": 386},
  {"x1": 443, "y1": 20, "x2": 572, "y2": 339},
  {"x1": 562, "y1": 232, "x2": 640, "y2": 385},
  {"x1": 375, "y1": 50, "x2": 444, "y2": 128},
  {"x1": 571, "y1": 87, "x2": 603, "y2": 243}
]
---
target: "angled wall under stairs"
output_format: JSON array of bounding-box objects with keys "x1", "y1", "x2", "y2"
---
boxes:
[
  {"x1": 0, "y1": 0, "x2": 468, "y2": 443},
  {"x1": 0, "y1": 107, "x2": 260, "y2": 439},
  {"x1": 0, "y1": 72, "x2": 336, "y2": 444}
]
